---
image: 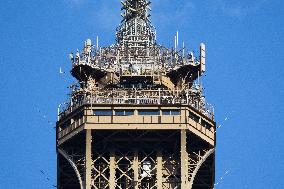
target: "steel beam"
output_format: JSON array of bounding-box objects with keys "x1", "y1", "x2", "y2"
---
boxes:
[
  {"x1": 109, "y1": 150, "x2": 116, "y2": 189},
  {"x1": 156, "y1": 150, "x2": 163, "y2": 189},
  {"x1": 58, "y1": 148, "x2": 84, "y2": 189},
  {"x1": 85, "y1": 130, "x2": 92, "y2": 189},
  {"x1": 133, "y1": 150, "x2": 139, "y2": 189},
  {"x1": 180, "y1": 129, "x2": 189, "y2": 188}
]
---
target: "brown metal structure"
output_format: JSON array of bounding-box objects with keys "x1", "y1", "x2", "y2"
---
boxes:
[{"x1": 56, "y1": 1, "x2": 216, "y2": 188}]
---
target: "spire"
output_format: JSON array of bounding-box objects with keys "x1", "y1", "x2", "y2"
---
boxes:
[
  {"x1": 116, "y1": 0, "x2": 156, "y2": 47},
  {"x1": 121, "y1": 0, "x2": 151, "y2": 22}
]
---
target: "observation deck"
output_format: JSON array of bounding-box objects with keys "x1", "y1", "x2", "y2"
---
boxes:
[
  {"x1": 57, "y1": 103, "x2": 215, "y2": 146},
  {"x1": 57, "y1": 30, "x2": 214, "y2": 147}
]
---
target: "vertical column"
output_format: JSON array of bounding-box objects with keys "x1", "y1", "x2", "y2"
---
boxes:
[
  {"x1": 180, "y1": 130, "x2": 189, "y2": 188},
  {"x1": 157, "y1": 151, "x2": 163, "y2": 189},
  {"x1": 57, "y1": 155, "x2": 61, "y2": 189},
  {"x1": 109, "y1": 151, "x2": 116, "y2": 189},
  {"x1": 133, "y1": 151, "x2": 139, "y2": 189},
  {"x1": 85, "y1": 130, "x2": 92, "y2": 189}
]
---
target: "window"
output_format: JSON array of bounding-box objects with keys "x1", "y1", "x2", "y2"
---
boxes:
[
  {"x1": 162, "y1": 110, "x2": 181, "y2": 116},
  {"x1": 201, "y1": 119, "x2": 211, "y2": 129},
  {"x1": 74, "y1": 111, "x2": 83, "y2": 121},
  {"x1": 93, "y1": 110, "x2": 113, "y2": 116},
  {"x1": 188, "y1": 111, "x2": 200, "y2": 122},
  {"x1": 60, "y1": 120, "x2": 71, "y2": 130},
  {"x1": 115, "y1": 110, "x2": 135, "y2": 116},
  {"x1": 138, "y1": 110, "x2": 160, "y2": 116}
]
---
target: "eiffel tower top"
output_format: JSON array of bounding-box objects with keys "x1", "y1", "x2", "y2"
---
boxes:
[{"x1": 62, "y1": 0, "x2": 214, "y2": 121}]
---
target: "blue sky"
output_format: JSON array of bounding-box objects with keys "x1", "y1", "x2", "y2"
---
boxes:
[{"x1": 0, "y1": 0, "x2": 283, "y2": 188}]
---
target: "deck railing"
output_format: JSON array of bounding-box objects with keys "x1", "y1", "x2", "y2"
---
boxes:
[{"x1": 58, "y1": 89, "x2": 214, "y2": 120}]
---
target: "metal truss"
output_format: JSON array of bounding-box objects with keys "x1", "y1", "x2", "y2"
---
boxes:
[
  {"x1": 90, "y1": 149, "x2": 180, "y2": 189},
  {"x1": 58, "y1": 148, "x2": 85, "y2": 189},
  {"x1": 89, "y1": 130, "x2": 178, "y2": 189},
  {"x1": 188, "y1": 148, "x2": 215, "y2": 189},
  {"x1": 162, "y1": 150, "x2": 181, "y2": 189},
  {"x1": 57, "y1": 130, "x2": 215, "y2": 189}
]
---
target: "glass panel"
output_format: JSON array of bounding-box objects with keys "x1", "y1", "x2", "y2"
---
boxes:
[
  {"x1": 125, "y1": 110, "x2": 134, "y2": 116},
  {"x1": 93, "y1": 110, "x2": 113, "y2": 116},
  {"x1": 138, "y1": 110, "x2": 160, "y2": 115},
  {"x1": 188, "y1": 111, "x2": 200, "y2": 122},
  {"x1": 201, "y1": 119, "x2": 211, "y2": 129},
  {"x1": 162, "y1": 110, "x2": 171, "y2": 115},
  {"x1": 171, "y1": 110, "x2": 181, "y2": 115},
  {"x1": 115, "y1": 110, "x2": 125, "y2": 116},
  {"x1": 162, "y1": 110, "x2": 181, "y2": 115},
  {"x1": 60, "y1": 120, "x2": 70, "y2": 129},
  {"x1": 115, "y1": 110, "x2": 134, "y2": 116}
]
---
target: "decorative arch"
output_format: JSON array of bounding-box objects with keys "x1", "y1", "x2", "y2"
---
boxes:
[
  {"x1": 58, "y1": 148, "x2": 84, "y2": 189},
  {"x1": 189, "y1": 148, "x2": 215, "y2": 188}
]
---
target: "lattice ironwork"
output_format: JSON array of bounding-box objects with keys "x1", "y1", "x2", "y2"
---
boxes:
[
  {"x1": 162, "y1": 150, "x2": 181, "y2": 189},
  {"x1": 115, "y1": 151, "x2": 135, "y2": 189},
  {"x1": 188, "y1": 149, "x2": 214, "y2": 183},
  {"x1": 91, "y1": 151, "x2": 110, "y2": 189},
  {"x1": 58, "y1": 147, "x2": 85, "y2": 189}
]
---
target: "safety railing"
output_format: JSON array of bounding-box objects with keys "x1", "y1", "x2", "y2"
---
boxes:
[{"x1": 58, "y1": 89, "x2": 214, "y2": 121}]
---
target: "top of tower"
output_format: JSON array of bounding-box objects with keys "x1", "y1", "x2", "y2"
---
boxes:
[
  {"x1": 121, "y1": 0, "x2": 151, "y2": 22},
  {"x1": 116, "y1": 0, "x2": 156, "y2": 45},
  {"x1": 60, "y1": 0, "x2": 214, "y2": 121}
]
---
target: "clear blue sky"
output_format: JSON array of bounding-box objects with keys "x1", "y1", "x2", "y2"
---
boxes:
[{"x1": 0, "y1": 0, "x2": 283, "y2": 188}]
